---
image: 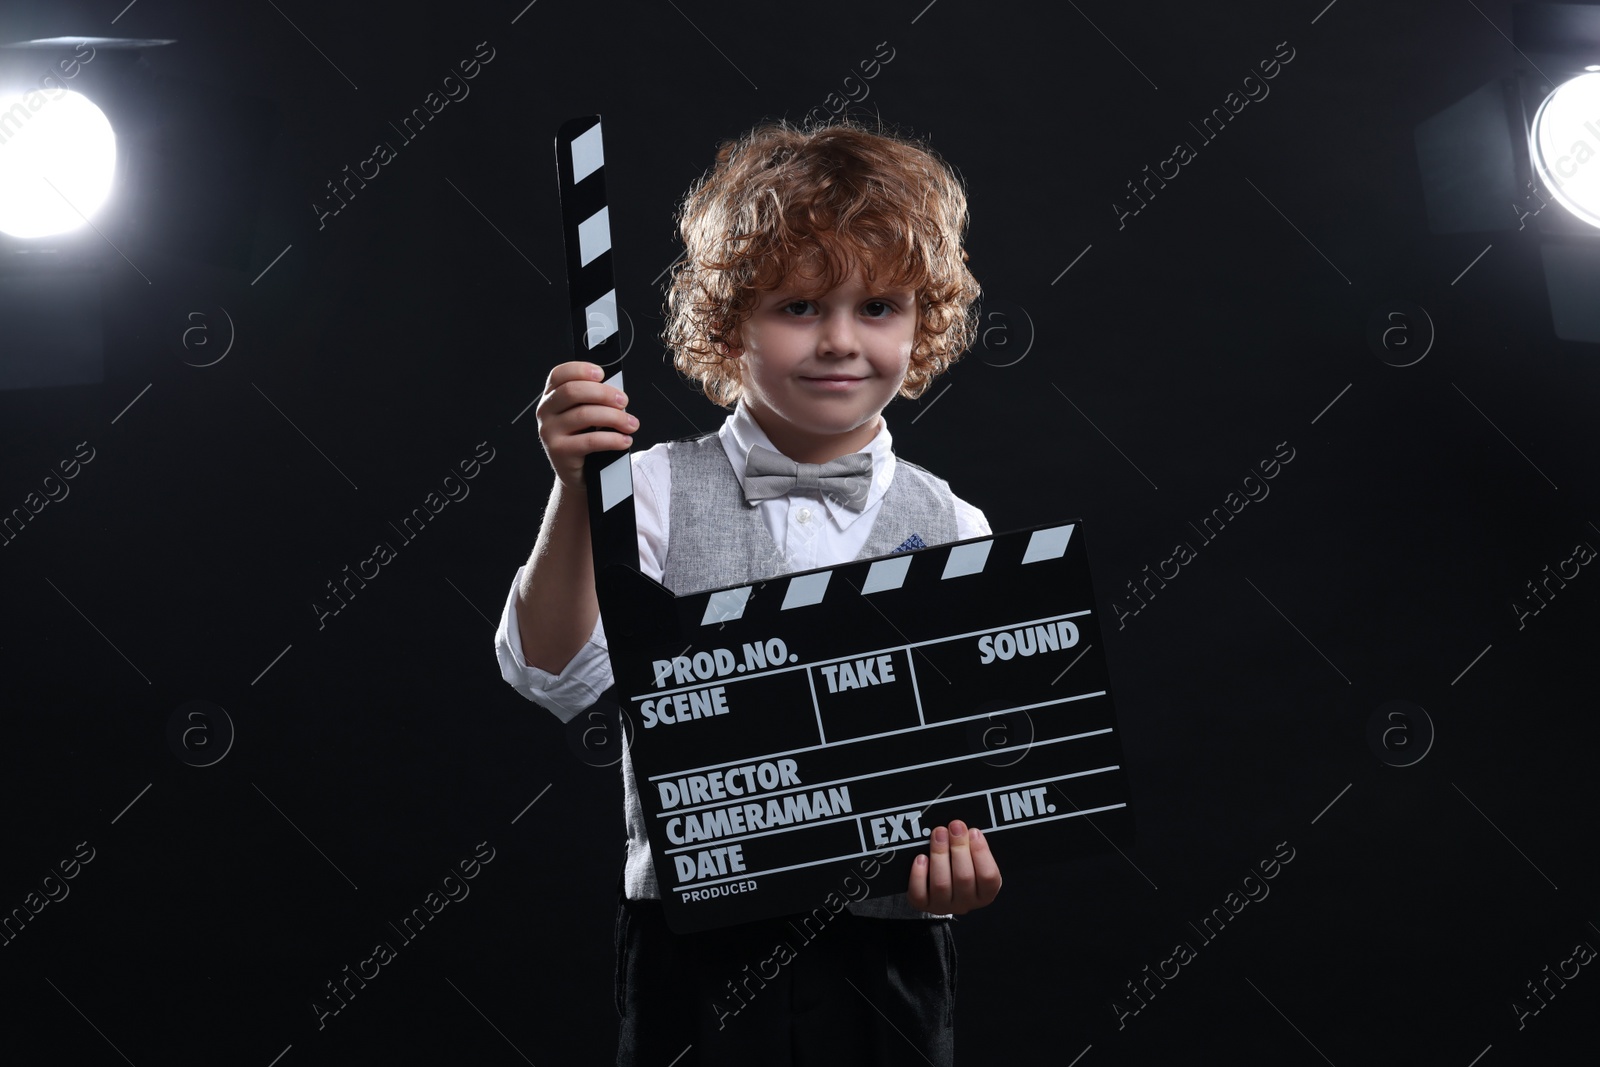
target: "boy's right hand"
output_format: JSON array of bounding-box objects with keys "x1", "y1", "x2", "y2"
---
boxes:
[{"x1": 536, "y1": 361, "x2": 637, "y2": 491}]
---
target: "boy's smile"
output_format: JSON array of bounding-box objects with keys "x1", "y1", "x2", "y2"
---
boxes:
[{"x1": 728, "y1": 263, "x2": 916, "y2": 466}]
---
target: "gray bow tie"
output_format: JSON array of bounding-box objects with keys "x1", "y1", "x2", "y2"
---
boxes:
[{"x1": 742, "y1": 444, "x2": 873, "y2": 510}]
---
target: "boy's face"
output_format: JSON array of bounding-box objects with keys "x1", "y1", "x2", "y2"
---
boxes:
[{"x1": 728, "y1": 261, "x2": 916, "y2": 462}]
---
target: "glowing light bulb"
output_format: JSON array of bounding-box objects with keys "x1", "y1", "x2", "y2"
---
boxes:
[
  {"x1": 0, "y1": 89, "x2": 117, "y2": 239},
  {"x1": 1529, "y1": 72, "x2": 1600, "y2": 230}
]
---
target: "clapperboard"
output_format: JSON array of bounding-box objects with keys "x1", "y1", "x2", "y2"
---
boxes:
[{"x1": 555, "y1": 116, "x2": 1134, "y2": 933}]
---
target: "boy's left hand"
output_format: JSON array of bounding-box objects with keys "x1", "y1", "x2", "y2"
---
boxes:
[{"x1": 906, "y1": 820, "x2": 1002, "y2": 914}]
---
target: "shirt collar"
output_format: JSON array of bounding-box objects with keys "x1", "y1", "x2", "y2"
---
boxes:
[{"x1": 718, "y1": 400, "x2": 897, "y2": 530}]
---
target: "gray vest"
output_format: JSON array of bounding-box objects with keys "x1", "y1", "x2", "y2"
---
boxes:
[{"x1": 620, "y1": 432, "x2": 958, "y2": 919}]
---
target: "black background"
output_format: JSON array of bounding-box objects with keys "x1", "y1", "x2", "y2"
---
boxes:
[{"x1": 1, "y1": 0, "x2": 1596, "y2": 1063}]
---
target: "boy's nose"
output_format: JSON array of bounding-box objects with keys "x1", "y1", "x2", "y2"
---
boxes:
[{"x1": 817, "y1": 312, "x2": 860, "y2": 357}]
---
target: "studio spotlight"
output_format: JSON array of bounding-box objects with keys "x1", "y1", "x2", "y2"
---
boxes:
[
  {"x1": 1411, "y1": 3, "x2": 1600, "y2": 342},
  {"x1": 0, "y1": 87, "x2": 116, "y2": 239},
  {"x1": 1528, "y1": 71, "x2": 1600, "y2": 229}
]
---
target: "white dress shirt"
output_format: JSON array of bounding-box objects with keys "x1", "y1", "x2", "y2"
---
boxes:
[{"x1": 494, "y1": 401, "x2": 990, "y2": 718}]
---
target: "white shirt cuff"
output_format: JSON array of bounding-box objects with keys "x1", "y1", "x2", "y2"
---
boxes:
[{"x1": 493, "y1": 565, "x2": 613, "y2": 723}]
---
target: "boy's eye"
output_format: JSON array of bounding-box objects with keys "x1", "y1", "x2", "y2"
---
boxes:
[{"x1": 777, "y1": 297, "x2": 900, "y2": 316}]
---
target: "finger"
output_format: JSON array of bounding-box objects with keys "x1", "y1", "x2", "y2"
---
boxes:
[
  {"x1": 544, "y1": 403, "x2": 637, "y2": 438},
  {"x1": 540, "y1": 403, "x2": 635, "y2": 466},
  {"x1": 557, "y1": 430, "x2": 635, "y2": 457},
  {"x1": 947, "y1": 820, "x2": 977, "y2": 912},
  {"x1": 539, "y1": 379, "x2": 630, "y2": 418},
  {"x1": 906, "y1": 853, "x2": 929, "y2": 911},
  {"x1": 926, "y1": 825, "x2": 953, "y2": 912},
  {"x1": 969, "y1": 826, "x2": 1002, "y2": 906},
  {"x1": 545, "y1": 360, "x2": 607, "y2": 389}
]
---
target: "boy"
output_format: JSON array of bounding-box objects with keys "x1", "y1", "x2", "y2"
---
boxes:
[{"x1": 494, "y1": 119, "x2": 1001, "y2": 1064}]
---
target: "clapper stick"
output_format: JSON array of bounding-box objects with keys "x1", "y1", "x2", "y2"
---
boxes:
[
  {"x1": 553, "y1": 117, "x2": 1135, "y2": 933},
  {"x1": 553, "y1": 115, "x2": 640, "y2": 586}
]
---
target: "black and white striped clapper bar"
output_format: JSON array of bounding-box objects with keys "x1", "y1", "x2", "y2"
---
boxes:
[{"x1": 555, "y1": 116, "x2": 1134, "y2": 933}]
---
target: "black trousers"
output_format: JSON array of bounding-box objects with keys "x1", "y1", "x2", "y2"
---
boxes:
[{"x1": 614, "y1": 894, "x2": 957, "y2": 1066}]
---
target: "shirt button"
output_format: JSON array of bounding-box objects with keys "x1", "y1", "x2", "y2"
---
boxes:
[{"x1": 796, "y1": 507, "x2": 812, "y2": 524}]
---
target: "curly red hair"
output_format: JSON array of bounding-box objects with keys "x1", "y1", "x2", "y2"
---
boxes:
[{"x1": 661, "y1": 119, "x2": 981, "y2": 406}]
